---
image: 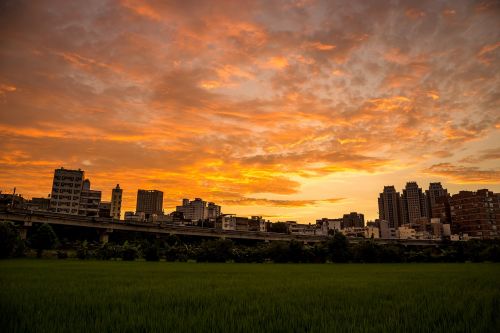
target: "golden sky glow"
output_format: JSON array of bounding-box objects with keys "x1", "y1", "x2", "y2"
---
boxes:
[{"x1": 0, "y1": 0, "x2": 499, "y2": 222}]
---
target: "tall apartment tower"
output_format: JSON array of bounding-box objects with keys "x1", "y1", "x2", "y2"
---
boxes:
[
  {"x1": 378, "y1": 186, "x2": 402, "y2": 228},
  {"x1": 401, "y1": 182, "x2": 428, "y2": 225},
  {"x1": 426, "y1": 182, "x2": 448, "y2": 217},
  {"x1": 136, "y1": 190, "x2": 163, "y2": 217},
  {"x1": 110, "y1": 184, "x2": 122, "y2": 220},
  {"x1": 50, "y1": 168, "x2": 84, "y2": 215}
]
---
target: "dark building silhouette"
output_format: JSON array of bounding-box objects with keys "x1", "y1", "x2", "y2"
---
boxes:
[
  {"x1": 432, "y1": 196, "x2": 451, "y2": 225},
  {"x1": 342, "y1": 212, "x2": 365, "y2": 228},
  {"x1": 110, "y1": 184, "x2": 122, "y2": 219},
  {"x1": 378, "y1": 186, "x2": 402, "y2": 228},
  {"x1": 98, "y1": 202, "x2": 111, "y2": 217},
  {"x1": 50, "y1": 168, "x2": 84, "y2": 215},
  {"x1": 79, "y1": 179, "x2": 101, "y2": 217},
  {"x1": 449, "y1": 189, "x2": 499, "y2": 239},
  {"x1": 136, "y1": 189, "x2": 163, "y2": 218},
  {"x1": 29, "y1": 197, "x2": 50, "y2": 211},
  {"x1": 426, "y1": 182, "x2": 448, "y2": 217},
  {"x1": 401, "y1": 182, "x2": 428, "y2": 225}
]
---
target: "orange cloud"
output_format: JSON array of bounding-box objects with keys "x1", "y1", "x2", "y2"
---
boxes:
[
  {"x1": 423, "y1": 163, "x2": 500, "y2": 184},
  {"x1": 265, "y1": 56, "x2": 289, "y2": 69},
  {"x1": 220, "y1": 197, "x2": 344, "y2": 207},
  {"x1": 121, "y1": 0, "x2": 161, "y2": 21},
  {"x1": 477, "y1": 41, "x2": 500, "y2": 64},
  {"x1": 405, "y1": 8, "x2": 426, "y2": 19}
]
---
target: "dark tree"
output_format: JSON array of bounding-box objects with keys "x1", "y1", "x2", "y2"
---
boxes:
[
  {"x1": 143, "y1": 241, "x2": 160, "y2": 261},
  {"x1": 353, "y1": 241, "x2": 381, "y2": 263},
  {"x1": 30, "y1": 223, "x2": 58, "y2": 258},
  {"x1": 267, "y1": 241, "x2": 290, "y2": 263},
  {"x1": 0, "y1": 222, "x2": 20, "y2": 258},
  {"x1": 326, "y1": 232, "x2": 351, "y2": 263},
  {"x1": 76, "y1": 240, "x2": 91, "y2": 260},
  {"x1": 196, "y1": 239, "x2": 233, "y2": 262},
  {"x1": 288, "y1": 240, "x2": 304, "y2": 263},
  {"x1": 121, "y1": 241, "x2": 139, "y2": 261}
]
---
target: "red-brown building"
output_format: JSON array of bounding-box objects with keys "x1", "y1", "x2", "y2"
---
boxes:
[{"x1": 449, "y1": 189, "x2": 499, "y2": 239}]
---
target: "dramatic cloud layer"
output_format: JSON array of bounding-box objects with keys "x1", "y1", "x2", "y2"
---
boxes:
[{"x1": 0, "y1": 0, "x2": 499, "y2": 221}]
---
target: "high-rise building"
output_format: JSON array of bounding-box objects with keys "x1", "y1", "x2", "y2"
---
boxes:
[
  {"x1": 176, "y1": 198, "x2": 221, "y2": 222},
  {"x1": 401, "y1": 182, "x2": 428, "y2": 225},
  {"x1": 378, "y1": 186, "x2": 402, "y2": 228},
  {"x1": 50, "y1": 168, "x2": 84, "y2": 215},
  {"x1": 110, "y1": 184, "x2": 122, "y2": 219},
  {"x1": 449, "y1": 189, "x2": 499, "y2": 239},
  {"x1": 342, "y1": 212, "x2": 365, "y2": 228},
  {"x1": 78, "y1": 179, "x2": 101, "y2": 217},
  {"x1": 426, "y1": 182, "x2": 448, "y2": 217},
  {"x1": 207, "y1": 202, "x2": 222, "y2": 219},
  {"x1": 432, "y1": 196, "x2": 451, "y2": 224},
  {"x1": 136, "y1": 189, "x2": 163, "y2": 217}
]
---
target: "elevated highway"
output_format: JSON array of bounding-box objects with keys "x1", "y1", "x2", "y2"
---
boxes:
[
  {"x1": 0, "y1": 209, "x2": 327, "y2": 243},
  {"x1": 0, "y1": 209, "x2": 444, "y2": 246}
]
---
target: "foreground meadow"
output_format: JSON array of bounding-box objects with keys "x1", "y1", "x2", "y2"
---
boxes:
[{"x1": 1, "y1": 261, "x2": 499, "y2": 332}]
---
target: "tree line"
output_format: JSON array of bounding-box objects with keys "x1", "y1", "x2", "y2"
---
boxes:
[{"x1": 1, "y1": 222, "x2": 500, "y2": 263}]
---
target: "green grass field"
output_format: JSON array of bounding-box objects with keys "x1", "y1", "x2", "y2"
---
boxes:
[{"x1": 1, "y1": 261, "x2": 499, "y2": 332}]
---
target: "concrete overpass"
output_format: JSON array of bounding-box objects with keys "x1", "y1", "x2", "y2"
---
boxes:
[
  {"x1": 0, "y1": 209, "x2": 444, "y2": 246},
  {"x1": 0, "y1": 209, "x2": 328, "y2": 243}
]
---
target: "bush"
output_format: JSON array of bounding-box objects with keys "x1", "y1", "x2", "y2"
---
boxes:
[
  {"x1": 326, "y1": 233, "x2": 351, "y2": 263},
  {"x1": 30, "y1": 223, "x2": 58, "y2": 258},
  {"x1": 57, "y1": 250, "x2": 68, "y2": 259},
  {"x1": 353, "y1": 241, "x2": 381, "y2": 263},
  {"x1": 121, "y1": 241, "x2": 139, "y2": 261},
  {"x1": 143, "y1": 242, "x2": 160, "y2": 261},
  {"x1": 0, "y1": 222, "x2": 20, "y2": 258},
  {"x1": 196, "y1": 239, "x2": 233, "y2": 263},
  {"x1": 96, "y1": 243, "x2": 118, "y2": 260},
  {"x1": 76, "y1": 240, "x2": 91, "y2": 260},
  {"x1": 289, "y1": 240, "x2": 304, "y2": 263},
  {"x1": 267, "y1": 242, "x2": 290, "y2": 263}
]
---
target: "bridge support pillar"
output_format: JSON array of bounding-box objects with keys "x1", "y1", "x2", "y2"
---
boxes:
[
  {"x1": 99, "y1": 228, "x2": 113, "y2": 243},
  {"x1": 19, "y1": 221, "x2": 32, "y2": 240},
  {"x1": 19, "y1": 228, "x2": 28, "y2": 240}
]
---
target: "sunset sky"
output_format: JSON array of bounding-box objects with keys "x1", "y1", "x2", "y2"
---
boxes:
[{"x1": 0, "y1": 0, "x2": 499, "y2": 222}]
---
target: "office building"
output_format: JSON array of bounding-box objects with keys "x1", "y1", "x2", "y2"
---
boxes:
[{"x1": 136, "y1": 190, "x2": 163, "y2": 217}]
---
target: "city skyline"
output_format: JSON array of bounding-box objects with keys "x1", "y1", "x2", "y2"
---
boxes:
[
  {"x1": 1, "y1": 0, "x2": 499, "y2": 222},
  {"x1": 2, "y1": 166, "x2": 498, "y2": 224}
]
